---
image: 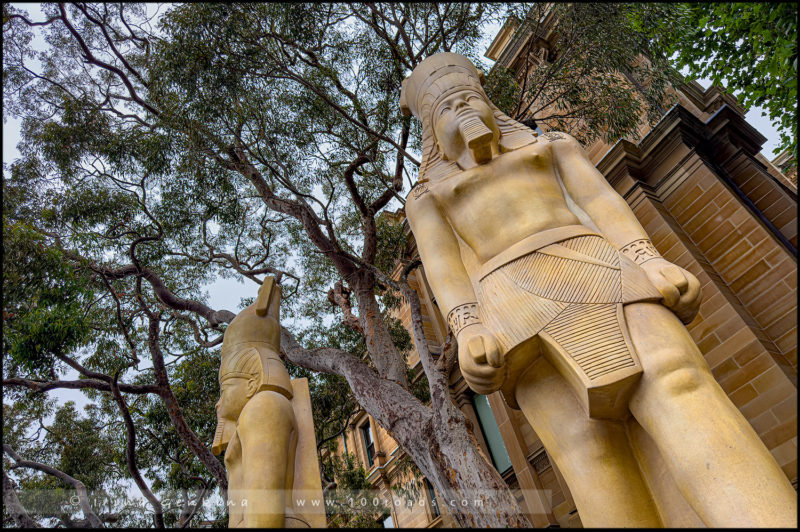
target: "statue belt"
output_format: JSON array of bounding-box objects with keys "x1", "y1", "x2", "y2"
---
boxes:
[{"x1": 478, "y1": 224, "x2": 601, "y2": 281}]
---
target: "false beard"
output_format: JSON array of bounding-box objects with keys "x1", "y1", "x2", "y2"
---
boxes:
[
  {"x1": 458, "y1": 115, "x2": 494, "y2": 164},
  {"x1": 211, "y1": 418, "x2": 236, "y2": 455}
]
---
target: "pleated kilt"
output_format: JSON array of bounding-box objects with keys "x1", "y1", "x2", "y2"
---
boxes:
[{"x1": 474, "y1": 225, "x2": 662, "y2": 416}]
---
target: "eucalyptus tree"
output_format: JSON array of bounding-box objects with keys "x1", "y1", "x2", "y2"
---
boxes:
[
  {"x1": 3, "y1": 2, "x2": 688, "y2": 528},
  {"x1": 484, "y1": 3, "x2": 685, "y2": 145}
]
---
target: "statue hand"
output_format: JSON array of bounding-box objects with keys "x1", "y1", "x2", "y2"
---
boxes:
[
  {"x1": 457, "y1": 324, "x2": 505, "y2": 395},
  {"x1": 640, "y1": 258, "x2": 702, "y2": 324}
]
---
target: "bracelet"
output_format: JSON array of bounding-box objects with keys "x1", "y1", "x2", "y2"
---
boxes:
[
  {"x1": 620, "y1": 239, "x2": 661, "y2": 266},
  {"x1": 446, "y1": 302, "x2": 482, "y2": 336}
]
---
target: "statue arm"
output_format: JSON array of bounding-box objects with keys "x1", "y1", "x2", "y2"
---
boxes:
[
  {"x1": 406, "y1": 187, "x2": 504, "y2": 391},
  {"x1": 405, "y1": 188, "x2": 478, "y2": 314},
  {"x1": 550, "y1": 133, "x2": 650, "y2": 248},
  {"x1": 551, "y1": 133, "x2": 701, "y2": 323}
]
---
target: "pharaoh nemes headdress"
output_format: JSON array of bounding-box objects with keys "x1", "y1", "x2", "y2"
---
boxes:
[
  {"x1": 218, "y1": 276, "x2": 292, "y2": 399},
  {"x1": 399, "y1": 53, "x2": 538, "y2": 184}
]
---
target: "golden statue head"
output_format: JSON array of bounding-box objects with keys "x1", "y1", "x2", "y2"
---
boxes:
[
  {"x1": 212, "y1": 276, "x2": 288, "y2": 455},
  {"x1": 399, "y1": 52, "x2": 538, "y2": 183}
]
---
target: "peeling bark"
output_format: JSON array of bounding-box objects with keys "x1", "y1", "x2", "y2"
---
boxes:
[{"x1": 327, "y1": 281, "x2": 363, "y2": 333}]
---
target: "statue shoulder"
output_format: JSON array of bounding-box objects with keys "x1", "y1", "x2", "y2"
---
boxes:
[
  {"x1": 540, "y1": 131, "x2": 580, "y2": 147},
  {"x1": 238, "y1": 391, "x2": 294, "y2": 433},
  {"x1": 539, "y1": 131, "x2": 584, "y2": 159},
  {"x1": 407, "y1": 182, "x2": 432, "y2": 201},
  {"x1": 405, "y1": 182, "x2": 436, "y2": 218}
]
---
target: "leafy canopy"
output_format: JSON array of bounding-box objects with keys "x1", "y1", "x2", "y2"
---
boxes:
[{"x1": 666, "y1": 3, "x2": 798, "y2": 163}]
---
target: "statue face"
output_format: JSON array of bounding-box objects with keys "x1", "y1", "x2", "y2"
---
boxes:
[
  {"x1": 432, "y1": 89, "x2": 499, "y2": 167},
  {"x1": 216, "y1": 375, "x2": 255, "y2": 422}
]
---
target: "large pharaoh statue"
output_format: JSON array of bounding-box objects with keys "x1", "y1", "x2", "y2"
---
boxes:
[
  {"x1": 212, "y1": 276, "x2": 322, "y2": 528},
  {"x1": 401, "y1": 53, "x2": 796, "y2": 527}
]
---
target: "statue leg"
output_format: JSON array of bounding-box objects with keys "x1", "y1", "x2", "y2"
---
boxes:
[
  {"x1": 515, "y1": 356, "x2": 662, "y2": 527},
  {"x1": 624, "y1": 302, "x2": 797, "y2": 527},
  {"x1": 241, "y1": 391, "x2": 298, "y2": 528}
]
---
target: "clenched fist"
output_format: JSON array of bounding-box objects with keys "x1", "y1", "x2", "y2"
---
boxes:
[
  {"x1": 457, "y1": 324, "x2": 505, "y2": 395},
  {"x1": 640, "y1": 258, "x2": 702, "y2": 324}
]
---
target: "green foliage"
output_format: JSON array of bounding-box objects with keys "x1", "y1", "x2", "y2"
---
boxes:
[
  {"x1": 43, "y1": 402, "x2": 122, "y2": 490},
  {"x1": 482, "y1": 65, "x2": 520, "y2": 119},
  {"x1": 2, "y1": 220, "x2": 95, "y2": 374},
  {"x1": 666, "y1": 3, "x2": 798, "y2": 164},
  {"x1": 374, "y1": 215, "x2": 408, "y2": 276},
  {"x1": 322, "y1": 452, "x2": 389, "y2": 528}
]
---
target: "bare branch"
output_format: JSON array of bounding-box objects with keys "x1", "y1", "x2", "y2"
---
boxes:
[
  {"x1": 2, "y1": 469, "x2": 41, "y2": 528},
  {"x1": 57, "y1": 3, "x2": 159, "y2": 117},
  {"x1": 109, "y1": 375, "x2": 164, "y2": 528},
  {"x1": 3, "y1": 444, "x2": 104, "y2": 528}
]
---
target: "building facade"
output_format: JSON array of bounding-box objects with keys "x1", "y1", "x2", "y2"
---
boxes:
[{"x1": 324, "y1": 13, "x2": 797, "y2": 528}]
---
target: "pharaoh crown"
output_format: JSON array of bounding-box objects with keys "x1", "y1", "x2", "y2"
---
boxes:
[{"x1": 399, "y1": 53, "x2": 538, "y2": 184}]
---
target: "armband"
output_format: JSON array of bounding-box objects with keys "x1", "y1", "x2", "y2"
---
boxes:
[
  {"x1": 620, "y1": 239, "x2": 661, "y2": 266},
  {"x1": 446, "y1": 302, "x2": 482, "y2": 336}
]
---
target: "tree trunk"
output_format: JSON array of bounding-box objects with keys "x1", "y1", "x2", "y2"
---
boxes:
[
  {"x1": 404, "y1": 408, "x2": 531, "y2": 527},
  {"x1": 281, "y1": 327, "x2": 532, "y2": 527}
]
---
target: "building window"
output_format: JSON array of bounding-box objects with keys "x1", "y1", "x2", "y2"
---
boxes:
[
  {"x1": 362, "y1": 421, "x2": 375, "y2": 467},
  {"x1": 381, "y1": 514, "x2": 394, "y2": 528},
  {"x1": 471, "y1": 394, "x2": 513, "y2": 475},
  {"x1": 425, "y1": 479, "x2": 440, "y2": 518}
]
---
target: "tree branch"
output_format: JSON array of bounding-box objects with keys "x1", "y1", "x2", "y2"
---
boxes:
[
  {"x1": 3, "y1": 377, "x2": 159, "y2": 395},
  {"x1": 146, "y1": 313, "x2": 228, "y2": 492},
  {"x1": 342, "y1": 154, "x2": 371, "y2": 219},
  {"x1": 86, "y1": 262, "x2": 236, "y2": 326},
  {"x1": 57, "y1": 3, "x2": 159, "y2": 117},
  {"x1": 327, "y1": 281, "x2": 363, "y2": 333},
  {"x1": 3, "y1": 444, "x2": 104, "y2": 528},
  {"x1": 2, "y1": 469, "x2": 41, "y2": 528},
  {"x1": 280, "y1": 326, "x2": 429, "y2": 438},
  {"x1": 109, "y1": 375, "x2": 164, "y2": 528}
]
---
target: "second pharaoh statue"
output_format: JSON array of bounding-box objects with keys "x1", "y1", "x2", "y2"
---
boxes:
[{"x1": 212, "y1": 276, "x2": 301, "y2": 527}]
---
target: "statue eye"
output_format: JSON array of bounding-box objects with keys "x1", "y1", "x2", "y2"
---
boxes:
[{"x1": 438, "y1": 105, "x2": 450, "y2": 117}]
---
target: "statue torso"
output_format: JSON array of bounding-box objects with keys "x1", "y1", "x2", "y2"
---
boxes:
[
  {"x1": 225, "y1": 430, "x2": 245, "y2": 527},
  {"x1": 427, "y1": 141, "x2": 581, "y2": 264}
]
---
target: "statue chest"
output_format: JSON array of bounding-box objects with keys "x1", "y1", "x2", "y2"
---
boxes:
[{"x1": 430, "y1": 144, "x2": 556, "y2": 208}]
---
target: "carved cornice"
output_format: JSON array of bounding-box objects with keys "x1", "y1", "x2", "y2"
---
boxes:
[
  {"x1": 597, "y1": 103, "x2": 797, "y2": 257},
  {"x1": 495, "y1": 6, "x2": 557, "y2": 69},
  {"x1": 596, "y1": 103, "x2": 770, "y2": 194},
  {"x1": 679, "y1": 80, "x2": 747, "y2": 117}
]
